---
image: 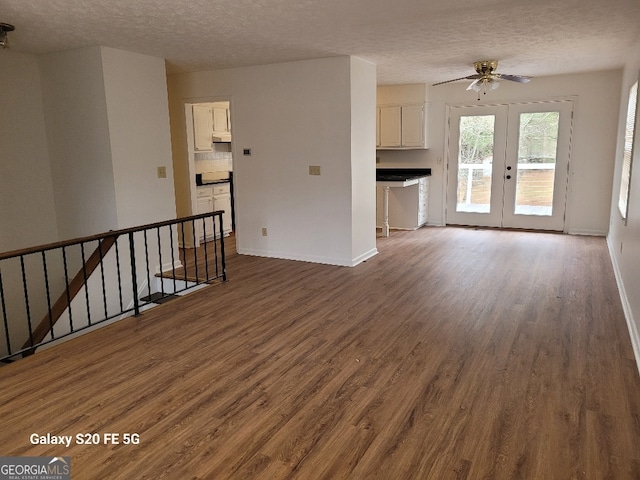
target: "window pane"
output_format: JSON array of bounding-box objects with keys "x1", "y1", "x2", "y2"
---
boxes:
[
  {"x1": 514, "y1": 112, "x2": 560, "y2": 216},
  {"x1": 619, "y1": 81, "x2": 638, "y2": 219},
  {"x1": 457, "y1": 115, "x2": 495, "y2": 213}
]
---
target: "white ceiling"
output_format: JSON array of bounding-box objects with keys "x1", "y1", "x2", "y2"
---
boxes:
[{"x1": 2, "y1": 0, "x2": 639, "y2": 85}]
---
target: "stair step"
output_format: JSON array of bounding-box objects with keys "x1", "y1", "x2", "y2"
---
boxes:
[{"x1": 140, "y1": 292, "x2": 180, "y2": 305}]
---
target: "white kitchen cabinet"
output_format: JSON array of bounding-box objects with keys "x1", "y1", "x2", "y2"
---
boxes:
[
  {"x1": 376, "y1": 177, "x2": 429, "y2": 230},
  {"x1": 377, "y1": 103, "x2": 427, "y2": 149},
  {"x1": 401, "y1": 105, "x2": 426, "y2": 148},
  {"x1": 195, "y1": 184, "x2": 232, "y2": 242},
  {"x1": 192, "y1": 105, "x2": 213, "y2": 152},
  {"x1": 211, "y1": 105, "x2": 230, "y2": 134},
  {"x1": 212, "y1": 184, "x2": 232, "y2": 236},
  {"x1": 378, "y1": 106, "x2": 402, "y2": 147},
  {"x1": 196, "y1": 187, "x2": 215, "y2": 241}
]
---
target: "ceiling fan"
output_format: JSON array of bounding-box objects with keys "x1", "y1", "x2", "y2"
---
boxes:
[{"x1": 433, "y1": 60, "x2": 531, "y2": 99}]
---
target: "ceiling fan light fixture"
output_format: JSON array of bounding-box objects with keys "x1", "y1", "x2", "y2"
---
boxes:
[
  {"x1": 0, "y1": 23, "x2": 15, "y2": 48},
  {"x1": 433, "y1": 60, "x2": 530, "y2": 99}
]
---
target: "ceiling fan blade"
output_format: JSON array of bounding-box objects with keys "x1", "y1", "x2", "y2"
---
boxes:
[
  {"x1": 495, "y1": 73, "x2": 531, "y2": 83},
  {"x1": 466, "y1": 78, "x2": 481, "y2": 91},
  {"x1": 432, "y1": 74, "x2": 480, "y2": 86}
]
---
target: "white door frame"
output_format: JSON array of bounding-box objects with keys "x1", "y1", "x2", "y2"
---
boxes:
[{"x1": 445, "y1": 99, "x2": 574, "y2": 231}]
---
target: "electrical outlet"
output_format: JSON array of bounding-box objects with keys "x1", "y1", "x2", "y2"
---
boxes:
[
  {"x1": 309, "y1": 165, "x2": 321, "y2": 176},
  {"x1": 243, "y1": 148, "x2": 252, "y2": 156},
  {"x1": 262, "y1": 227, "x2": 268, "y2": 236},
  {"x1": 157, "y1": 166, "x2": 167, "y2": 178}
]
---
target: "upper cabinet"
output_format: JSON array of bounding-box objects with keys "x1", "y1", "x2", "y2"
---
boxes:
[
  {"x1": 192, "y1": 102, "x2": 232, "y2": 151},
  {"x1": 378, "y1": 106, "x2": 401, "y2": 147},
  {"x1": 400, "y1": 104, "x2": 426, "y2": 148},
  {"x1": 212, "y1": 105, "x2": 230, "y2": 135},
  {"x1": 193, "y1": 104, "x2": 213, "y2": 152},
  {"x1": 377, "y1": 84, "x2": 428, "y2": 150}
]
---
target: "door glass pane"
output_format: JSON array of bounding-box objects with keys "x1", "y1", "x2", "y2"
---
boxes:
[
  {"x1": 514, "y1": 112, "x2": 560, "y2": 216},
  {"x1": 457, "y1": 115, "x2": 495, "y2": 213}
]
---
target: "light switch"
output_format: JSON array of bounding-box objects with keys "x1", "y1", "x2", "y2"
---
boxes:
[{"x1": 157, "y1": 166, "x2": 167, "y2": 178}]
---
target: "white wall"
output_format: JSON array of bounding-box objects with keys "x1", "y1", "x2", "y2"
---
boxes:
[
  {"x1": 350, "y1": 57, "x2": 378, "y2": 263},
  {"x1": 377, "y1": 70, "x2": 622, "y2": 234},
  {"x1": 168, "y1": 56, "x2": 378, "y2": 266},
  {"x1": 608, "y1": 42, "x2": 640, "y2": 370},
  {"x1": 101, "y1": 47, "x2": 176, "y2": 228},
  {"x1": 39, "y1": 46, "x2": 118, "y2": 240},
  {"x1": 0, "y1": 51, "x2": 58, "y2": 251}
]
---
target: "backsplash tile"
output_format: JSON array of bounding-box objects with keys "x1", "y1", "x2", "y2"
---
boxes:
[{"x1": 195, "y1": 143, "x2": 233, "y2": 173}]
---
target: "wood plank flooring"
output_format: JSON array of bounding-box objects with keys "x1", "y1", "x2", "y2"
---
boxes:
[
  {"x1": 1, "y1": 227, "x2": 640, "y2": 479},
  {"x1": 159, "y1": 236, "x2": 231, "y2": 283}
]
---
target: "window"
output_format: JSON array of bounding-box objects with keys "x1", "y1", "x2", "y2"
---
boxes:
[{"x1": 619, "y1": 79, "x2": 638, "y2": 220}]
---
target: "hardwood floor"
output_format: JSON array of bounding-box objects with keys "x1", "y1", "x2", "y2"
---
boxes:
[
  {"x1": 1, "y1": 227, "x2": 639, "y2": 479},
  {"x1": 159, "y1": 236, "x2": 232, "y2": 283}
]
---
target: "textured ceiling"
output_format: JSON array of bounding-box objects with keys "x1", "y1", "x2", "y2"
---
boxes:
[{"x1": 1, "y1": 0, "x2": 639, "y2": 84}]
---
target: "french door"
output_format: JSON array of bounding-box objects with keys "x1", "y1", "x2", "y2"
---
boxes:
[{"x1": 446, "y1": 100, "x2": 573, "y2": 231}]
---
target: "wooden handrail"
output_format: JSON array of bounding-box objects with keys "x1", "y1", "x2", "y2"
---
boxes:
[
  {"x1": 0, "y1": 211, "x2": 224, "y2": 261},
  {"x1": 22, "y1": 234, "x2": 119, "y2": 350}
]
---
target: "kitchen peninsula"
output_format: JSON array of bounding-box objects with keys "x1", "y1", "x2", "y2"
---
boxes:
[{"x1": 376, "y1": 168, "x2": 431, "y2": 237}]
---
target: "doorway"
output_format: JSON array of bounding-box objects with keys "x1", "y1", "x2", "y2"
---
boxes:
[
  {"x1": 181, "y1": 99, "x2": 235, "y2": 249},
  {"x1": 446, "y1": 100, "x2": 573, "y2": 231}
]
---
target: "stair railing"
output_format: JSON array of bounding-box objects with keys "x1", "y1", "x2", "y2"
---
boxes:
[{"x1": 0, "y1": 211, "x2": 227, "y2": 363}]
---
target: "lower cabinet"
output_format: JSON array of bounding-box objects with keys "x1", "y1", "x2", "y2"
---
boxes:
[
  {"x1": 196, "y1": 184, "x2": 232, "y2": 242},
  {"x1": 376, "y1": 177, "x2": 429, "y2": 230},
  {"x1": 212, "y1": 190, "x2": 232, "y2": 236}
]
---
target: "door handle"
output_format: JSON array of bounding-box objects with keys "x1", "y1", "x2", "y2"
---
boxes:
[
  {"x1": 506, "y1": 166, "x2": 512, "y2": 171},
  {"x1": 506, "y1": 175, "x2": 512, "y2": 180}
]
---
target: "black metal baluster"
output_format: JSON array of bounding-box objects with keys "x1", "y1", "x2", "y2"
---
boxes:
[
  {"x1": 157, "y1": 227, "x2": 164, "y2": 297},
  {"x1": 219, "y1": 214, "x2": 227, "y2": 282},
  {"x1": 169, "y1": 225, "x2": 177, "y2": 293},
  {"x1": 212, "y1": 214, "x2": 219, "y2": 279},
  {"x1": 181, "y1": 222, "x2": 188, "y2": 287},
  {"x1": 203, "y1": 216, "x2": 210, "y2": 281},
  {"x1": 192, "y1": 219, "x2": 199, "y2": 284},
  {"x1": 98, "y1": 240, "x2": 108, "y2": 319},
  {"x1": 143, "y1": 230, "x2": 151, "y2": 301},
  {"x1": 41, "y1": 251, "x2": 54, "y2": 341},
  {"x1": 129, "y1": 232, "x2": 140, "y2": 316},
  {"x1": 114, "y1": 239, "x2": 124, "y2": 311},
  {"x1": 80, "y1": 242, "x2": 91, "y2": 326},
  {"x1": 20, "y1": 255, "x2": 34, "y2": 348},
  {"x1": 0, "y1": 268, "x2": 12, "y2": 357},
  {"x1": 62, "y1": 246, "x2": 73, "y2": 332}
]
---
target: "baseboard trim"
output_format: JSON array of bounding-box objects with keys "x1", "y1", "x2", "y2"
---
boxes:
[
  {"x1": 351, "y1": 248, "x2": 378, "y2": 267},
  {"x1": 236, "y1": 247, "x2": 376, "y2": 267},
  {"x1": 568, "y1": 228, "x2": 607, "y2": 236},
  {"x1": 607, "y1": 235, "x2": 640, "y2": 374}
]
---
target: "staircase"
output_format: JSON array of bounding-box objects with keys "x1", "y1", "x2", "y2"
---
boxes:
[{"x1": 0, "y1": 212, "x2": 227, "y2": 363}]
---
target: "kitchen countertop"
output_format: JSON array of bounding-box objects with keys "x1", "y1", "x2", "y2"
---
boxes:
[
  {"x1": 376, "y1": 168, "x2": 431, "y2": 186},
  {"x1": 196, "y1": 171, "x2": 232, "y2": 186}
]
